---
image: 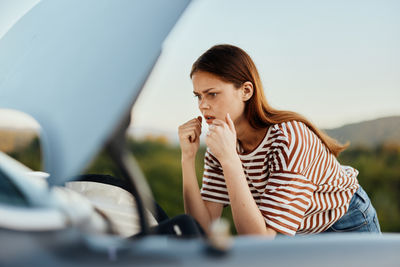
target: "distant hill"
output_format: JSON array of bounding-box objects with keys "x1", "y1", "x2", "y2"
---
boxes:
[{"x1": 324, "y1": 116, "x2": 400, "y2": 148}]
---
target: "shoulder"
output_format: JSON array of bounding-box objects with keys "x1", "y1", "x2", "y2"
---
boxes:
[
  {"x1": 270, "y1": 120, "x2": 309, "y2": 136},
  {"x1": 266, "y1": 121, "x2": 314, "y2": 169},
  {"x1": 268, "y1": 120, "x2": 310, "y2": 146}
]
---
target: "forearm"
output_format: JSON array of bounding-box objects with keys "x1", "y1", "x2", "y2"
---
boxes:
[
  {"x1": 181, "y1": 157, "x2": 212, "y2": 231},
  {"x1": 221, "y1": 155, "x2": 276, "y2": 237}
]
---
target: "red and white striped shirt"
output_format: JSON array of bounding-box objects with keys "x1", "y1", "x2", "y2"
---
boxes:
[{"x1": 200, "y1": 120, "x2": 359, "y2": 236}]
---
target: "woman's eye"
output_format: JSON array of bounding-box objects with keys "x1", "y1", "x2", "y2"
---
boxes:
[
  {"x1": 209, "y1": 92, "x2": 217, "y2": 97},
  {"x1": 194, "y1": 95, "x2": 201, "y2": 100}
]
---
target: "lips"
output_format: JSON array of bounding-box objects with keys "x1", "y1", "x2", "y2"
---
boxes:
[{"x1": 204, "y1": 115, "x2": 216, "y2": 124}]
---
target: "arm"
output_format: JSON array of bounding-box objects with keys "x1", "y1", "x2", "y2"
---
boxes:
[
  {"x1": 219, "y1": 154, "x2": 276, "y2": 237},
  {"x1": 178, "y1": 117, "x2": 223, "y2": 233},
  {"x1": 181, "y1": 157, "x2": 223, "y2": 233},
  {"x1": 206, "y1": 114, "x2": 276, "y2": 237}
]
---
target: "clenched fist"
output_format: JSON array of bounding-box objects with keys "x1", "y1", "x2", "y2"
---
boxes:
[{"x1": 178, "y1": 116, "x2": 202, "y2": 159}]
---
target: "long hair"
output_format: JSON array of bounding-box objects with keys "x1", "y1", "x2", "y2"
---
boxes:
[{"x1": 190, "y1": 44, "x2": 348, "y2": 157}]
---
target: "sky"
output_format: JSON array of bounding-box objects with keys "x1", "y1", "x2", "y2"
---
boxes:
[{"x1": 1, "y1": 0, "x2": 399, "y2": 138}]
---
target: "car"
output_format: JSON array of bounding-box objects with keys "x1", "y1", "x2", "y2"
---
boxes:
[{"x1": 1, "y1": 1, "x2": 400, "y2": 266}]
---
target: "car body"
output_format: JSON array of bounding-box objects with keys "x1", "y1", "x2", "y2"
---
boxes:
[{"x1": 0, "y1": 1, "x2": 400, "y2": 266}]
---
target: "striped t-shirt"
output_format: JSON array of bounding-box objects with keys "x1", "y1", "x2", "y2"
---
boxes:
[{"x1": 200, "y1": 120, "x2": 359, "y2": 236}]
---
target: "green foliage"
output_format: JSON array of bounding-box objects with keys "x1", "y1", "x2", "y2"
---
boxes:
[
  {"x1": 127, "y1": 139, "x2": 185, "y2": 216},
  {"x1": 7, "y1": 137, "x2": 42, "y2": 171},
  {"x1": 84, "y1": 149, "x2": 124, "y2": 179},
  {"x1": 338, "y1": 144, "x2": 400, "y2": 232}
]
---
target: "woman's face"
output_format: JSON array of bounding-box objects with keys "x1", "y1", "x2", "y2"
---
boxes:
[{"x1": 192, "y1": 71, "x2": 246, "y2": 125}]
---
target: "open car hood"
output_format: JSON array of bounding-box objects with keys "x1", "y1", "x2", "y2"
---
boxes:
[{"x1": 0, "y1": 0, "x2": 190, "y2": 185}]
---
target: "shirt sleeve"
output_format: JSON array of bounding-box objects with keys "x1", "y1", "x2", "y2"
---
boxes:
[
  {"x1": 261, "y1": 122, "x2": 317, "y2": 236},
  {"x1": 200, "y1": 148, "x2": 230, "y2": 205}
]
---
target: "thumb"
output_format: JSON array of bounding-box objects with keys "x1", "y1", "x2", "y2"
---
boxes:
[
  {"x1": 197, "y1": 116, "x2": 202, "y2": 124},
  {"x1": 226, "y1": 113, "x2": 235, "y2": 132}
]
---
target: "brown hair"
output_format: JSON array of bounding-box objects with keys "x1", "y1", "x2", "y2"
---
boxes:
[{"x1": 190, "y1": 44, "x2": 348, "y2": 157}]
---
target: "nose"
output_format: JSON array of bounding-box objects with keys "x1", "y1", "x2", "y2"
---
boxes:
[{"x1": 198, "y1": 98, "x2": 210, "y2": 110}]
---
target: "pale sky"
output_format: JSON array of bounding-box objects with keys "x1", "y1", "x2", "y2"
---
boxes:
[{"x1": 1, "y1": 0, "x2": 399, "y2": 136}]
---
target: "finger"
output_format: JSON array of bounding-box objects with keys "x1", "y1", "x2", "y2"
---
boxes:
[
  {"x1": 192, "y1": 117, "x2": 202, "y2": 129},
  {"x1": 191, "y1": 124, "x2": 202, "y2": 142},
  {"x1": 226, "y1": 113, "x2": 235, "y2": 132},
  {"x1": 212, "y1": 119, "x2": 225, "y2": 125},
  {"x1": 187, "y1": 118, "x2": 201, "y2": 129},
  {"x1": 197, "y1": 116, "x2": 202, "y2": 125},
  {"x1": 212, "y1": 119, "x2": 227, "y2": 130},
  {"x1": 186, "y1": 117, "x2": 202, "y2": 126},
  {"x1": 179, "y1": 126, "x2": 199, "y2": 135},
  {"x1": 212, "y1": 119, "x2": 229, "y2": 132},
  {"x1": 208, "y1": 123, "x2": 221, "y2": 132},
  {"x1": 194, "y1": 126, "x2": 201, "y2": 141},
  {"x1": 181, "y1": 120, "x2": 202, "y2": 132},
  {"x1": 180, "y1": 129, "x2": 197, "y2": 143},
  {"x1": 188, "y1": 130, "x2": 197, "y2": 143},
  {"x1": 206, "y1": 130, "x2": 215, "y2": 138}
]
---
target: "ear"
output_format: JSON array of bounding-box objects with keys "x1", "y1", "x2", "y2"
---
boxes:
[{"x1": 241, "y1": 81, "x2": 254, "y2": 101}]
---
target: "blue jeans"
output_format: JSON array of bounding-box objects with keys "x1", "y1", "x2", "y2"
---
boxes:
[{"x1": 324, "y1": 185, "x2": 381, "y2": 233}]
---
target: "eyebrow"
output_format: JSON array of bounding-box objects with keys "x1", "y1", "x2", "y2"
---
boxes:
[{"x1": 193, "y1": 88, "x2": 215, "y2": 95}]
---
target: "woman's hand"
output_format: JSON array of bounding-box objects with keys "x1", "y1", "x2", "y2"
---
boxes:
[
  {"x1": 178, "y1": 116, "x2": 202, "y2": 159},
  {"x1": 205, "y1": 113, "x2": 237, "y2": 163}
]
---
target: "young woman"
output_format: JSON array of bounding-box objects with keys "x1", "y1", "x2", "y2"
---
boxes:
[{"x1": 178, "y1": 44, "x2": 381, "y2": 237}]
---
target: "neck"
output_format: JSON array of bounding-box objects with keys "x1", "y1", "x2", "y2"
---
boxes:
[{"x1": 235, "y1": 117, "x2": 268, "y2": 153}]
